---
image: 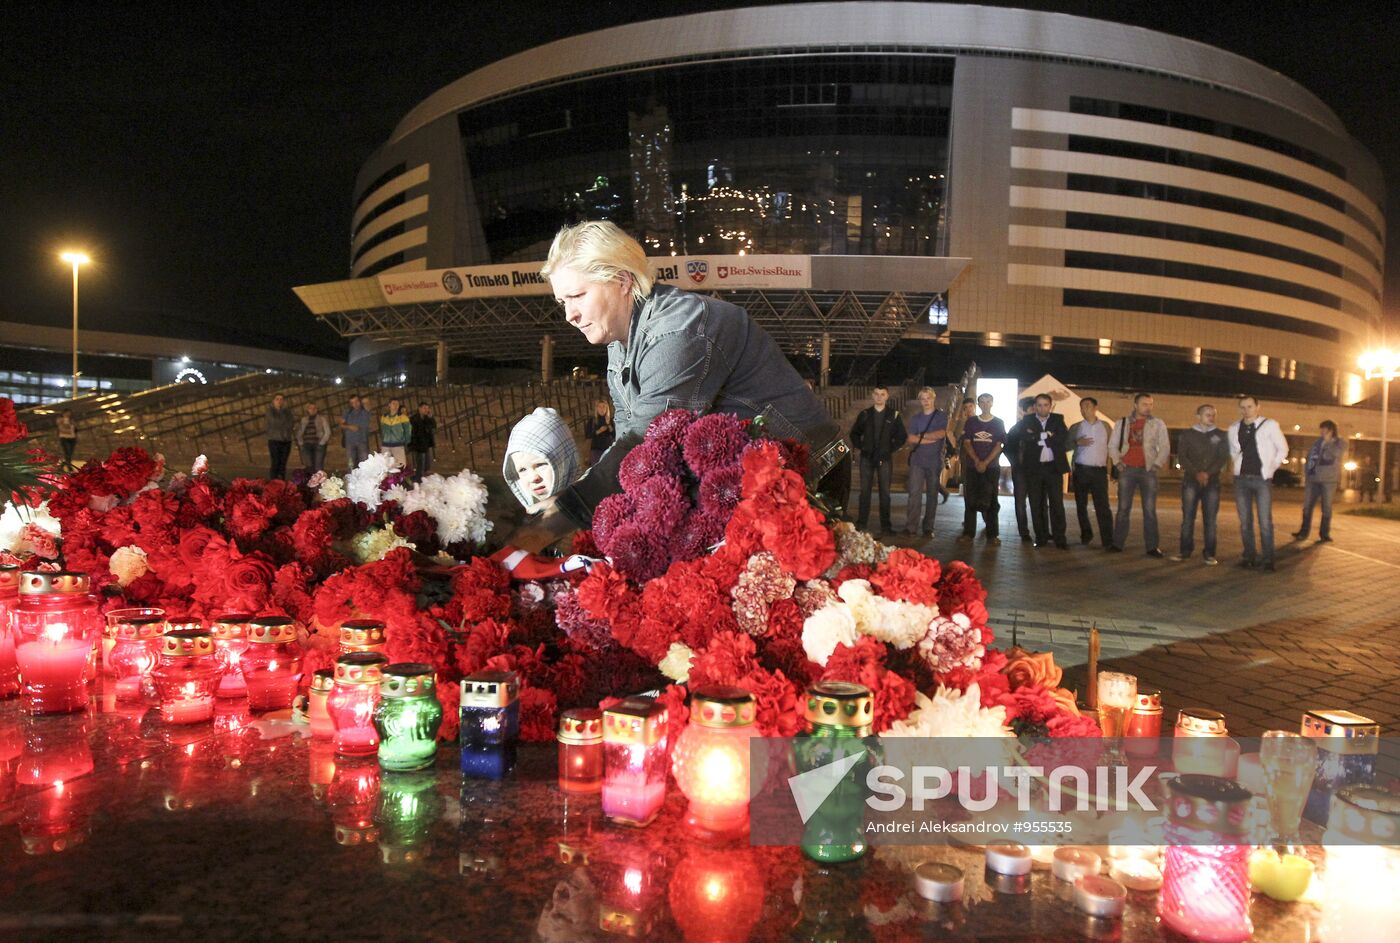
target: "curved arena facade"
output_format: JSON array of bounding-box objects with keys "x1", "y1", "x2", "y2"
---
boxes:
[{"x1": 321, "y1": 2, "x2": 1385, "y2": 403}]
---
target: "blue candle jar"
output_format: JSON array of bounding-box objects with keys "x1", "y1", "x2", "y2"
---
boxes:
[{"x1": 1301, "y1": 709, "x2": 1379, "y2": 825}]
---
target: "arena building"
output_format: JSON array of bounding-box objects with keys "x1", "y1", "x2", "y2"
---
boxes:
[{"x1": 297, "y1": 2, "x2": 1385, "y2": 405}]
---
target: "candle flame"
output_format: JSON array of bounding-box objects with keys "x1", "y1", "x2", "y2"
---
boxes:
[
  {"x1": 42, "y1": 623, "x2": 70, "y2": 643},
  {"x1": 623, "y1": 868, "x2": 643, "y2": 896}
]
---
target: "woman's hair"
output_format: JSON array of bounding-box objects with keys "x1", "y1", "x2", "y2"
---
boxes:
[
  {"x1": 595, "y1": 399, "x2": 613, "y2": 421},
  {"x1": 1320, "y1": 419, "x2": 1338, "y2": 436},
  {"x1": 541, "y1": 221, "x2": 653, "y2": 305}
]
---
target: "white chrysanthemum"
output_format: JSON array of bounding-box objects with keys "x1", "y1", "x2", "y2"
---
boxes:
[
  {"x1": 345, "y1": 452, "x2": 398, "y2": 507},
  {"x1": 882, "y1": 683, "x2": 1012, "y2": 738},
  {"x1": 381, "y1": 483, "x2": 409, "y2": 506},
  {"x1": 0, "y1": 502, "x2": 60, "y2": 554},
  {"x1": 837, "y1": 579, "x2": 936, "y2": 650},
  {"x1": 317, "y1": 475, "x2": 346, "y2": 501},
  {"x1": 402, "y1": 469, "x2": 493, "y2": 547},
  {"x1": 801, "y1": 599, "x2": 859, "y2": 666},
  {"x1": 658, "y1": 642, "x2": 695, "y2": 683},
  {"x1": 351, "y1": 525, "x2": 415, "y2": 563},
  {"x1": 109, "y1": 545, "x2": 149, "y2": 587}
]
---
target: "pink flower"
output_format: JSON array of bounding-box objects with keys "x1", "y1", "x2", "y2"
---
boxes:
[
  {"x1": 618, "y1": 440, "x2": 682, "y2": 491},
  {"x1": 632, "y1": 475, "x2": 689, "y2": 534},
  {"x1": 683, "y1": 413, "x2": 749, "y2": 477}
]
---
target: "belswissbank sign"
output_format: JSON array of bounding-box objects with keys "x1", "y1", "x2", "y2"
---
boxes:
[{"x1": 376, "y1": 255, "x2": 811, "y2": 305}]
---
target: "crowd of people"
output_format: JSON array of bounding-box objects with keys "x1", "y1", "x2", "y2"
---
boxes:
[
  {"x1": 848, "y1": 386, "x2": 1356, "y2": 572},
  {"x1": 264, "y1": 394, "x2": 436, "y2": 480}
]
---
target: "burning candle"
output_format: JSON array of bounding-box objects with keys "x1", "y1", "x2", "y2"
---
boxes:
[
  {"x1": 372, "y1": 663, "x2": 442, "y2": 771},
  {"x1": 602, "y1": 696, "x2": 669, "y2": 827},
  {"x1": 209, "y1": 612, "x2": 252, "y2": 698},
  {"x1": 1108, "y1": 856, "x2": 1162, "y2": 892},
  {"x1": 1173, "y1": 708, "x2": 1239, "y2": 778},
  {"x1": 12, "y1": 571, "x2": 101, "y2": 715},
  {"x1": 0, "y1": 563, "x2": 22, "y2": 698},
  {"x1": 460, "y1": 671, "x2": 520, "y2": 748},
  {"x1": 338, "y1": 619, "x2": 386, "y2": 656},
  {"x1": 1320, "y1": 786, "x2": 1400, "y2": 943},
  {"x1": 671, "y1": 686, "x2": 758, "y2": 836},
  {"x1": 327, "y1": 652, "x2": 389, "y2": 757},
  {"x1": 1158, "y1": 774, "x2": 1253, "y2": 943},
  {"x1": 557, "y1": 708, "x2": 604, "y2": 793},
  {"x1": 1052, "y1": 847, "x2": 1102, "y2": 883},
  {"x1": 1124, "y1": 690, "x2": 1162, "y2": 757},
  {"x1": 151, "y1": 630, "x2": 225, "y2": 724},
  {"x1": 240, "y1": 616, "x2": 303, "y2": 711},
  {"x1": 306, "y1": 669, "x2": 335, "y2": 739},
  {"x1": 108, "y1": 616, "x2": 165, "y2": 702}
]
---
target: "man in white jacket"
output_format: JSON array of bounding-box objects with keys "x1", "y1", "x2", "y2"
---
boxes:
[{"x1": 1227, "y1": 395, "x2": 1290, "y2": 572}]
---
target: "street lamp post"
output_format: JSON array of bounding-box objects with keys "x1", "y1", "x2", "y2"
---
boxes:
[
  {"x1": 1360, "y1": 347, "x2": 1400, "y2": 502},
  {"x1": 59, "y1": 251, "x2": 90, "y2": 400}
]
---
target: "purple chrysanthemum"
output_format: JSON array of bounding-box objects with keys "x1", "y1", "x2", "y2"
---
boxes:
[
  {"x1": 699, "y1": 464, "x2": 744, "y2": 513},
  {"x1": 592, "y1": 492, "x2": 635, "y2": 549},
  {"x1": 632, "y1": 474, "x2": 690, "y2": 535},
  {"x1": 645, "y1": 409, "x2": 697, "y2": 450},
  {"x1": 607, "y1": 522, "x2": 672, "y2": 582},
  {"x1": 682, "y1": 413, "x2": 750, "y2": 477},
  {"x1": 618, "y1": 440, "x2": 682, "y2": 492}
]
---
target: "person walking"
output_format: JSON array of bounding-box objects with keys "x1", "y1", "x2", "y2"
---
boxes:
[
  {"x1": 56, "y1": 409, "x2": 78, "y2": 471},
  {"x1": 1359, "y1": 455, "x2": 1378, "y2": 502},
  {"x1": 1066, "y1": 396, "x2": 1113, "y2": 547},
  {"x1": 1109, "y1": 392, "x2": 1170, "y2": 556},
  {"x1": 903, "y1": 386, "x2": 947, "y2": 537},
  {"x1": 379, "y1": 398, "x2": 411, "y2": 466},
  {"x1": 1005, "y1": 397, "x2": 1035, "y2": 542},
  {"x1": 340, "y1": 395, "x2": 371, "y2": 471},
  {"x1": 1228, "y1": 395, "x2": 1290, "y2": 572},
  {"x1": 1172, "y1": 404, "x2": 1230, "y2": 565},
  {"x1": 295, "y1": 402, "x2": 331, "y2": 474},
  {"x1": 959, "y1": 392, "x2": 1006, "y2": 543},
  {"x1": 585, "y1": 399, "x2": 614, "y2": 467},
  {"x1": 1294, "y1": 420, "x2": 1345, "y2": 543},
  {"x1": 409, "y1": 402, "x2": 437, "y2": 482},
  {"x1": 1009, "y1": 393, "x2": 1069, "y2": 549},
  {"x1": 849, "y1": 386, "x2": 906, "y2": 535},
  {"x1": 266, "y1": 393, "x2": 294, "y2": 480}
]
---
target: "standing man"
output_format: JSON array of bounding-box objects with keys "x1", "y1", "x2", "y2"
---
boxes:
[
  {"x1": 1009, "y1": 393, "x2": 1069, "y2": 549},
  {"x1": 1005, "y1": 397, "x2": 1035, "y2": 542},
  {"x1": 1172, "y1": 404, "x2": 1230, "y2": 565},
  {"x1": 295, "y1": 402, "x2": 331, "y2": 474},
  {"x1": 1293, "y1": 420, "x2": 1345, "y2": 543},
  {"x1": 849, "y1": 387, "x2": 906, "y2": 536},
  {"x1": 1359, "y1": 455, "x2": 1378, "y2": 502},
  {"x1": 1228, "y1": 395, "x2": 1290, "y2": 572},
  {"x1": 340, "y1": 394, "x2": 371, "y2": 471},
  {"x1": 56, "y1": 409, "x2": 78, "y2": 471},
  {"x1": 1109, "y1": 392, "x2": 1170, "y2": 556},
  {"x1": 409, "y1": 402, "x2": 437, "y2": 482},
  {"x1": 1066, "y1": 396, "x2": 1113, "y2": 547},
  {"x1": 903, "y1": 386, "x2": 947, "y2": 537},
  {"x1": 266, "y1": 393, "x2": 293, "y2": 480},
  {"x1": 959, "y1": 392, "x2": 1006, "y2": 543},
  {"x1": 379, "y1": 398, "x2": 411, "y2": 466}
]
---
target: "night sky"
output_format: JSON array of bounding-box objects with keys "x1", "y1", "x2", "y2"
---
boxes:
[{"x1": 4, "y1": 0, "x2": 1396, "y2": 357}]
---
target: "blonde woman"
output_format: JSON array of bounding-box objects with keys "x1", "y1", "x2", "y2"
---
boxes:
[{"x1": 585, "y1": 399, "x2": 614, "y2": 467}]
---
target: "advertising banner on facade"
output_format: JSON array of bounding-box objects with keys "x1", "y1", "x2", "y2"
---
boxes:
[{"x1": 377, "y1": 255, "x2": 812, "y2": 304}]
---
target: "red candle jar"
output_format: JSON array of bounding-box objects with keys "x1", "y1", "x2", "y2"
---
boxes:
[
  {"x1": 602, "y1": 697, "x2": 669, "y2": 827},
  {"x1": 307, "y1": 669, "x2": 335, "y2": 739},
  {"x1": 1158, "y1": 774, "x2": 1253, "y2": 943},
  {"x1": 558, "y1": 708, "x2": 604, "y2": 793},
  {"x1": 339, "y1": 619, "x2": 386, "y2": 656},
  {"x1": 209, "y1": 612, "x2": 253, "y2": 698},
  {"x1": 151, "y1": 630, "x2": 225, "y2": 724},
  {"x1": 102, "y1": 606, "x2": 165, "y2": 675},
  {"x1": 327, "y1": 652, "x2": 388, "y2": 757},
  {"x1": 0, "y1": 563, "x2": 21, "y2": 698},
  {"x1": 1125, "y1": 689, "x2": 1163, "y2": 757},
  {"x1": 241, "y1": 616, "x2": 303, "y2": 711},
  {"x1": 12, "y1": 571, "x2": 102, "y2": 715},
  {"x1": 108, "y1": 616, "x2": 166, "y2": 702},
  {"x1": 672, "y1": 686, "x2": 758, "y2": 836}
]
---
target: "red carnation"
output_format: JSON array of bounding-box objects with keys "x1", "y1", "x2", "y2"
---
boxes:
[
  {"x1": 102, "y1": 447, "x2": 159, "y2": 494},
  {"x1": 738, "y1": 667, "x2": 804, "y2": 737},
  {"x1": 0, "y1": 397, "x2": 28, "y2": 444},
  {"x1": 393, "y1": 509, "x2": 437, "y2": 547},
  {"x1": 518, "y1": 686, "x2": 558, "y2": 742},
  {"x1": 870, "y1": 548, "x2": 942, "y2": 606},
  {"x1": 687, "y1": 631, "x2": 759, "y2": 690}
]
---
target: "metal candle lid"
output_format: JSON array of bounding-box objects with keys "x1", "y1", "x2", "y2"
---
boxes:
[
  {"x1": 804, "y1": 680, "x2": 874, "y2": 731},
  {"x1": 339, "y1": 619, "x2": 386, "y2": 650},
  {"x1": 1165, "y1": 774, "x2": 1252, "y2": 834},
  {"x1": 161, "y1": 630, "x2": 215, "y2": 658},
  {"x1": 1302, "y1": 709, "x2": 1380, "y2": 753},
  {"x1": 380, "y1": 663, "x2": 435, "y2": 697},
  {"x1": 558, "y1": 708, "x2": 603, "y2": 745},
  {"x1": 334, "y1": 652, "x2": 388, "y2": 685},
  {"x1": 1132, "y1": 691, "x2": 1162, "y2": 713},
  {"x1": 309, "y1": 669, "x2": 335, "y2": 694},
  {"x1": 19, "y1": 570, "x2": 91, "y2": 595},
  {"x1": 115, "y1": 617, "x2": 166, "y2": 640},
  {"x1": 1175, "y1": 707, "x2": 1227, "y2": 737},
  {"x1": 603, "y1": 697, "x2": 668, "y2": 746},
  {"x1": 247, "y1": 617, "x2": 297, "y2": 643},
  {"x1": 461, "y1": 671, "x2": 520, "y2": 708},
  {"x1": 689, "y1": 686, "x2": 757, "y2": 728},
  {"x1": 1327, "y1": 786, "x2": 1400, "y2": 844},
  {"x1": 210, "y1": 613, "x2": 253, "y2": 640},
  {"x1": 914, "y1": 862, "x2": 964, "y2": 902}
]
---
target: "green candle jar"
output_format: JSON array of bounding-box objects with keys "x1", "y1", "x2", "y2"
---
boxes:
[
  {"x1": 373, "y1": 663, "x2": 442, "y2": 771},
  {"x1": 797, "y1": 681, "x2": 874, "y2": 864}
]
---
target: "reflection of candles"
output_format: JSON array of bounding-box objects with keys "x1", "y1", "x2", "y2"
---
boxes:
[
  {"x1": 151, "y1": 631, "x2": 224, "y2": 724},
  {"x1": 327, "y1": 653, "x2": 388, "y2": 756},
  {"x1": 1052, "y1": 847, "x2": 1101, "y2": 883},
  {"x1": 1158, "y1": 775, "x2": 1253, "y2": 943},
  {"x1": 327, "y1": 756, "x2": 381, "y2": 846},
  {"x1": 671, "y1": 687, "x2": 757, "y2": 836},
  {"x1": 669, "y1": 847, "x2": 765, "y2": 943},
  {"x1": 308, "y1": 739, "x2": 336, "y2": 801},
  {"x1": 209, "y1": 613, "x2": 252, "y2": 697},
  {"x1": 241, "y1": 617, "x2": 303, "y2": 711},
  {"x1": 0, "y1": 563, "x2": 21, "y2": 697},
  {"x1": 557, "y1": 708, "x2": 604, "y2": 793},
  {"x1": 602, "y1": 697, "x2": 668, "y2": 827}
]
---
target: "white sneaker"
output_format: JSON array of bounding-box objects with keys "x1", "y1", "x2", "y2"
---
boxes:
[
  {"x1": 1203, "y1": 557, "x2": 1219, "y2": 566},
  {"x1": 1169, "y1": 554, "x2": 1187, "y2": 562}
]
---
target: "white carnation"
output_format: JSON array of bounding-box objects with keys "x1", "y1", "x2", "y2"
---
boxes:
[
  {"x1": 0, "y1": 502, "x2": 60, "y2": 554},
  {"x1": 882, "y1": 683, "x2": 1012, "y2": 738},
  {"x1": 351, "y1": 525, "x2": 415, "y2": 563},
  {"x1": 837, "y1": 579, "x2": 936, "y2": 650},
  {"x1": 801, "y1": 599, "x2": 859, "y2": 666},
  {"x1": 109, "y1": 545, "x2": 150, "y2": 587},
  {"x1": 317, "y1": 475, "x2": 346, "y2": 501},
  {"x1": 658, "y1": 642, "x2": 695, "y2": 683}
]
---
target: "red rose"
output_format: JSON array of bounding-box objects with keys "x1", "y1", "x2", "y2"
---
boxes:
[
  {"x1": 218, "y1": 552, "x2": 276, "y2": 611},
  {"x1": 393, "y1": 509, "x2": 437, "y2": 547}
]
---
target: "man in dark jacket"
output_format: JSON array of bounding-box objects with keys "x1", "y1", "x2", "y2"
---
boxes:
[
  {"x1": 266, "y1": 394, "x2": 294, "y2": 480},
  {"x1": 849, "y1": 387, "x2": 907, "y2": 535},
  {"x1": 1172, "y1": 403, "x2": 1230, "y2": 564},
  {"x1": 1008, "y1": 393, "x2": 1069, "y2": 548}
]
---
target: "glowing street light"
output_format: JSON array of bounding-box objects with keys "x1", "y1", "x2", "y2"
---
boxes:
[
  {"x1": 59, "y1": 251, "x2": 91, "y2": 400},
  {"x1": 1359, "y1": 347, "x2": 1400, "y2": 502}
]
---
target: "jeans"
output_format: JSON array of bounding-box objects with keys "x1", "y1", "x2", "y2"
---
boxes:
[
  {"x1": 1298, "y1": 479, "x2": 1335, "y2": 539},
  {"x1": 1072, "y1": 464, "x2": 1112, "y2": 546},
  {"x1": 268, "y1": 439, "x2": 291, "y2": 480},
  {"x1": 962, "y1": 463, "x2": 1000, "y2": 537},
  {"x1": 1011, "y1": 465, "x2": 1030, "y2": 537},
  {"x1": 1234, "y1": 474, "x2": 1275, "y2": 563},
  {"x1": 346, "y1": 442, "x2": 369, "y2": 471},
  {"x1": 1113, "y1": 466, "x2": 1160, "y2": 551},
  {"x1": 856, "y1": 456, "x2": 893, "y2": 531},
  {"x1": 905, "y1": 463, "x2": 940, "y2": 533},
  {"x1": 298, "y1": 443, "x2": 326, "y2": 474},
  {"x1": 411, "y1": 449, "x2": 432, "y2": 482},
  {"x1": 59, "y1": 437, "x2": 77, "y2": 470},
  {"x1": 1026, "y1": 463, "x2": 1067, "y2": 544},
  {"x1": 1179, "y1": 477, "x2": 1220, "y2": 558}
]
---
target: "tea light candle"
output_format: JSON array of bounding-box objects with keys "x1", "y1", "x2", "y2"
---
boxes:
[
  {"x1": 1074, "y1": 875, "x2": 1126, "y2": 918},
  {"x1": 914, "y1": 862, "x2": 964, "y2": 902},
  {"x1": 14, "y1": 625, "x2": 92, "y2": 715},
  {"x1": 1053, "y1": 847, "x2": 1102, "y2": 883},
  {"x1": 1109, "y1": 856, "x2": 1163, "y2": 892},
  {"x1": 986, "y1": 843, "x2": 1034, "y2": 875},
  {"x1": 150, "y1": 631, "x2": 224, "y2": 724}
]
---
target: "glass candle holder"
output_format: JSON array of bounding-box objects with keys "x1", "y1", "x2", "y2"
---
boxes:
[
  {"x1": 327, "y1": 652, "x2": 389, "y2": 757},
  {"x1": 241, "y1": 616, "x2": 303, "y2": 711},
  {"x1": 101, "y1": 606, "x2": 165, "y2": 676},
  {"x1": 150, "y1": 630, "x2": 224, "y2": 724},
  {"x1": 1320, "y1": 786, "x2": 1400, "y2": 943},
  {"x1": 307, "y1": 669, "x2": 335, "y2": 739},
  {"x1": 1124, "y1": 690, "x2": 1162, "y2": 757},
  {"x1": 0, "y1": 563, "x2": 22, "y2": 698},
  {"x1": 596, "y1": 842, "x2": 665, "y2": 938},
  {"x1": 373, "y1": 663, "x2": 442, "y2": 771},
  {"x1": 339, "y1": 619, "x2": 386, "y2": 656},
  {"x1": 460, "y1": 671, "x2": 520, "y2": 749},
  {"x1": 1302, "y1": 708, "x2": 1379, "y2": 826},
  {"x1": 557, "y1": 708, "x2": 603, "y2": 793},
  {"x1": 1259, "y1": 730, "x2": 1317, "y2": 850},
  {"x1": 1096, "y1": 672, "x2": 1137, "y2": 763},
  {"x1": 1173, "y1": 707, "x2": 1240, "y2": 778},
  {"x1": 108, "y1": 616, "x2": 165, "y2": 702},
  {"x1": 602, "y1": 697, "x2": 669, "y2": 827},
  {"x1": 1158, "y1": 774, "x2": 1253, "y2": 943},
  {"x1": 209, "y1": 612, "x2": 253, "y2": 698},
  {"x1": 672, "y1": 686, "x2": 758, "y2": 836},
  {"x1": 12, "y1": 571, "x2": 102, "y2": 715},
  {"x1": 798, "y1": 681, "x2": 874, "y2": 863}
]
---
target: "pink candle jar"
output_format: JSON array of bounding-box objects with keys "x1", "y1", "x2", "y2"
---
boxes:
[
  {"x1": 108, "y1": 616, "x2": 166, "y2": 702},
  {"x1": 307, "y1": 669, "x2": 335, "y2": 739},
  {"x1": 102, "y1": 606, "x2": 165, "y2": 675},
  {"x1": 1158, "y1": 774, "x2": 1253, "y2": 943},
  {"x1": 12, "y1": 571, "x2": 102, "y2": 715},
  {"x1": 339, "y1": 619, "x2": 386, "y2": 656},
  {"x1": 241, "y1": 616, "x2": 303, "y2": 711},
  {"x1": 209, "y1": 612, "x2": 252, "y2": 698},
  {"x1": 151, "y1": 630, "x2": 225, "y2": 724},
  {"x1": 0, "y1": 563, "x2": 21, "y2": 698},
  {"x1": 671, "y1": 686, "x2": 758, "y2": 836},
  {"x1": 327, "y1": 652, "x2": 388, "y2": 757},
  {"x1": 602, "y1": 697, "x2": 669, "y2": 827}
]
